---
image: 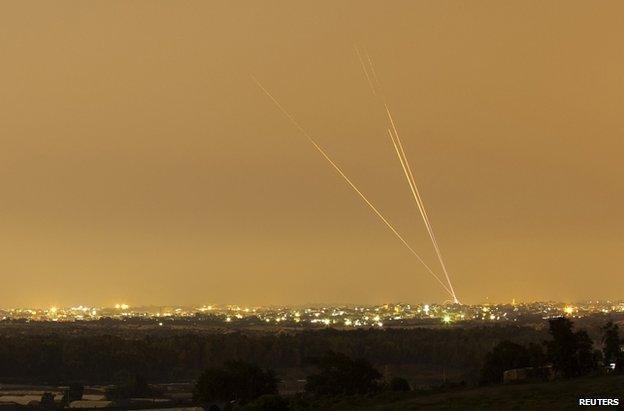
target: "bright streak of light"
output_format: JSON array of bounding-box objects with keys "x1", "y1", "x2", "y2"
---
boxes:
[
  {"x1": 355, "y1": 47, "x2": 460, "y2": 304},
  {"x1": 252, "y1": 76, "x2": 454, "y2": 299},
  {"x1": 386, "y1": 108, "x2": 458, "y2": 303},
  {"x1": 355, "y1": 46, "x2": 376, "y2": 96}
]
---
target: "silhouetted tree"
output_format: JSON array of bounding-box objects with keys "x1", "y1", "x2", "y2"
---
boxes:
[
  {"x1": 576, "y1": 330, "x2": 599, "y2": 375},
  {"x1": 602, "y1": 321, "x2": 623, "y2": 373},
  {"x1": 40, "y1": 392, "x2": 55, "y2": 409},
  {"x1": 0, "y1": 325, "x2": 547, "y2": 384},
  {"x1": 480, "y1": 341, "x2": 531, "y2": 384},
  {"x1": 545, "y1": 317, "x2": 598, "y2": 378},
  {"x1": 389, "y1": 376, "x2": 411, "y2": 392},
  {"x1": 305, "y1": 351, "x2": 382, "y2": 396},
  {"x1": 106, "y1": 372, "x2": 160, "y2": 399},
  {"x1": 61, "y1": 383, "x2": 84, "y2": 406},
  {"x1": 545, "y1": 318, "x2": 577, "y2": 377},
  {"x1": 194, "y1": 360, "x2": 278, "y2": 404}
]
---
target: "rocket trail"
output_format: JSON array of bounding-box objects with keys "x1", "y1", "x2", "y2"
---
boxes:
[
  {"x1": 356, "y1": 48, "x2": 459, "y2": 303},
  {"x1": 252, "y1": 76, "x2": 454, "y2": 298},
  {"x1": 364, "y1": 46, "x2": 381, "y2": 90},
  {"x1": 355, "y1": 46, "x2": 376, "y2": 96},
  {"x1": 390, "y1": 118, "x2": 456, "y2": 295},
  {"x1": 388, "y1": 124, "x2": 458, "y2": 303},
  {"x1": 386, "y1": 126, "x2": 436, "y2": 274}
]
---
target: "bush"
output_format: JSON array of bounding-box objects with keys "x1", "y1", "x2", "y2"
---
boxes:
[
  {"x1": 194, "y1": 360, "x2": 278, "y2": 404},
  {"x1": 40, "y1": 392, "x2": 55, "y2": 409},
  {"x1": 545, "y1": 318, "x2": 598, "y2": 378},
  {"x1": 389, "y1": 376, "x2": 411, "y2": 392},
  {"x1": 480, "y1": 341, "x2": 534, "y2": 384},
  {"x1": 602, "y1": 321, "x2": 624, "y2": 373},
  {"x1": 305, "y1": 351, "x2": 382, "y2": 396},
  {"x1": 105, "y1": 373, "x2": 161, "y2": 399}
]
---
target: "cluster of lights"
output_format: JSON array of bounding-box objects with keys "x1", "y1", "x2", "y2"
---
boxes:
[{"x1": 1, "y1": 301, "x2": 623, "y2": 326}]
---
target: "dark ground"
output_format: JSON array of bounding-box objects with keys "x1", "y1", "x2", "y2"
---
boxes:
[{"x1": 302, "y1": 375, "x2": 624, "y2": 410}]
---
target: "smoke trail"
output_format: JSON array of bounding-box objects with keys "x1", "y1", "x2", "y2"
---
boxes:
[
  {"x1": 356, "y1": 49, "x2": 459, "y2": 303},
  {"x1": 386, "y1": 126, "x2": 441, "y2": 279},
  {"x1": 355, "y1": 47, "x2": 459, "y2": 302},
  {"x1": 252, "y1": 76, "x2": 454, "y2": 298},
  {"x1": 364, "y1": 46, "x2": 381, "y2": 90},
  {"x1": 355, "y1": 46, "x2": 376, "y2": 96},
  {"x1": 386, "y1": 104, "x2": 459, "y2": 304}
]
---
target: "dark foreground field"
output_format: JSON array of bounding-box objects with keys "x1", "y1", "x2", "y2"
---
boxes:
[
  {"x1": 309, "y1": 375, "x2": 624, "y2": 410},
  {"x1": 0, "y1": 317, "x2": 621, "y2": 410},
  {"x1": 1, "y1": 375, "x2": 621, "y2": 410},
  {"x1": 0, "y1": 320, "x2": 548, "y2": 386}
]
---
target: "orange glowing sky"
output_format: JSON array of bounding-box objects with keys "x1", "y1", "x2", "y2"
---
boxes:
[{"x1": 1, "y1": 1, "x2": 623, "y2": 307}]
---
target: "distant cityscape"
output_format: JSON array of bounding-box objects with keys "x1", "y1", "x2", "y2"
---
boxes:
[{"x1": 2, "y1": 301, "x2": 624, "y2": 327}]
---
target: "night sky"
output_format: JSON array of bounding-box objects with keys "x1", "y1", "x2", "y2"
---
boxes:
[{"x1": 1, "y1": 1, "x2": 623, "y2": 306}]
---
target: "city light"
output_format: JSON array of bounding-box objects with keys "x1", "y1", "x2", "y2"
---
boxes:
[{"x1": 0, "y1": 301, "x2": 621, "y2": 327}]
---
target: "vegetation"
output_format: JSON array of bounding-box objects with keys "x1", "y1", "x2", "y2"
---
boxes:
[
  {"x1": 481, "y1": 316, "x2": 622, "y2": 384},
  {"x1": 601, "y1": 320, "x2": 623, "y2": 373},
  {"x1": 544, "y1": 317, "x2": 599, "y2": 378},
  {"x1": 480, "y1": 340, "x2": 544, "y2": 384},
  {"x1": 290, "y1": 375, "x2": 624, "y2": 410},
  {"x1": 193, "y1": 360, "x2": 278, "y2": 404},
  {"x1": 61, "y1": 383, "x2": 84, "y2": 405},
  {"x1": 40, "y1": 392, "x2": 55, "y2": 409},
  {"x1": 388, "y1": 376, "x2": 411, "y2": 392},
  {"x1": 2, "y1": 316, "x2": 622, "y2": 410},
  {"x1": 0, "y1": 325, "x2": 545, "y2": 384},
  {"x1": 188, "y1": 353, "x2": 418, "y2": 409},
  {"x1": 305, "y1": 351, "x2": 382, "y2": 396},
  {"x1": 105, "y1": 372, "x2": 162, "y2": 400}
]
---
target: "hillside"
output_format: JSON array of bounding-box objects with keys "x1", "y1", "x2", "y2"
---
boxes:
[{"x1": 301, "y1": 375, "x2": 624, "y2": 410}]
